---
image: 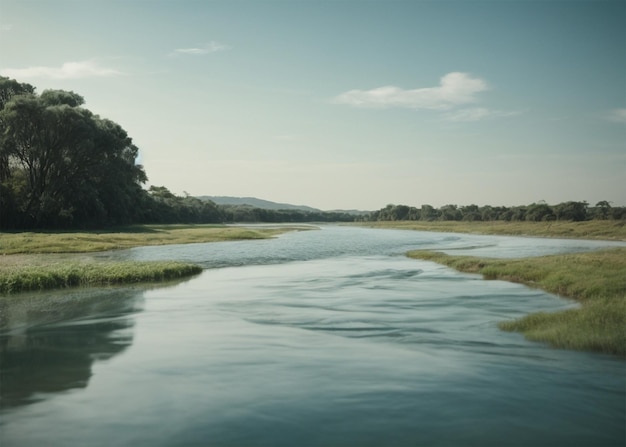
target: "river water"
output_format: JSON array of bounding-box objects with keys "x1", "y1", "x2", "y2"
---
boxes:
[{"x1": 1, "y1": 226, "x2": 624, "y2": 446}]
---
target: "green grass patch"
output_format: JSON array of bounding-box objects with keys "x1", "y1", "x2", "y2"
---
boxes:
[
  {"x1": 0, "y1": 261, "x2": 203, "y2": 294},
  {"x1": 356, "y1": 220, "x2": 626, "y2": 241},
  {"x1": 498, "y1": 298, "x2": 626, "y2": 355},
  {"x1": 0, "y1": 224, "x2": 307, "y2": 254},
  {"x1": 0, "y1": 224, "x2": 312, "y2": 294},
  {"x1": 407, "y1": 248, "x2": 626, "y2": 356}
]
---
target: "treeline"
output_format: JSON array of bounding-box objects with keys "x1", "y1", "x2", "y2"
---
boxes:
[
  {"x1": 2, "y1": 77, "x2": 623, "y2": 230},
  {"x1": 364, "y1": 201, "x2": 626, "y2": 222},
  {"x1": 219, "y1": 204, "x2": 355, "y2": 223}
]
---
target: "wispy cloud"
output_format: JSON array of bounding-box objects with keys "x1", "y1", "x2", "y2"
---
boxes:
[
  {"x1": 171, "y1": 41, "x2": 230, "y2": 56},
  {"x1": 0, "y1": 60, "x2": 122, "y2": 80},
  {"x1": 441, "y1": 107, "x2": 522, "y2": 122},
  {"x1": 333, "y1": 72, "x2": 488, "y2": 110},
  {"x1": 0, "y1": 24, "x2": 13, "y2": 32},
  {"x1": 607, "y1": 108, "x2": 626, "y2": 124}
]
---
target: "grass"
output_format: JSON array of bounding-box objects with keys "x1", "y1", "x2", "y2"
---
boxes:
[
  {"x1": 0, "y1": 224, "x2": 309, "y2": 294},
  {"x1": 407, "y1": 248, "x2": 626, "y2": 356},
  {"x1": 356, "y1": 220, "x2": 626, "y2": 241},
  {"x1": 0, "y1": 224, "x2": 307, "y2": 255},
  {"x1": 0, "y1": 260, "x2": 203, "y2": 294}
]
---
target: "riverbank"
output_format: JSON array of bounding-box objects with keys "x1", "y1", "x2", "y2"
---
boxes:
[
  {"x1": 407, "y1": 248, "x2": 626, "y2": 356},
  {"x1": 0, "y1": 224, "x2": 306, "y2": 294},
  {"x1": 356, "y1": 220, "x2": 626, "y2": 241},
  {"x1": 0, "y1": 224, "x2": 309, "y2": 255},
  {"x1": 0, "y1": 260, "x2": 203, "y2": 294}
]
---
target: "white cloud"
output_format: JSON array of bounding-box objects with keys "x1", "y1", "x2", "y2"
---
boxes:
[
  {"x1": 442, "y1": 107, "x2": 491, "y2": 122},
  {"x1": 0, "y1": 24, "x2": 13, "y2": 32},
  {"x1": 0, "y1": 60, "x2": 122, "y2": 80},
  {"x1": 607, "y1": 108, "x2": 626, "y2": 124},
  {"x1": 333, "y1": 72, "x2": 488, "y2": 110},
  {"x1": 171, "y1": 41, "x2": 230, "y2": 56},
  {"x1": 441, "y1": 107, "x2": 521, "y2": 122}
]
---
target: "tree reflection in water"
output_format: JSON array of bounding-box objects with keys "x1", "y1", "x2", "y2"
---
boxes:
[{"x1": 0, "y1": 287, "x2": 145, "y2": 408}]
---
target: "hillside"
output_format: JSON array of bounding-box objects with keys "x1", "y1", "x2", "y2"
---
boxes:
[{"x1": 198, "y1": 196, "x2": 321, "y2": 212}]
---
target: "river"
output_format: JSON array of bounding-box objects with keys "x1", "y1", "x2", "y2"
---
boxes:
[{"x1": 1, "y1": 225, "x2": 624, "y2": 446}]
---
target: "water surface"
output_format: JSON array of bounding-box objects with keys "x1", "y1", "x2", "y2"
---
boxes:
[{"x1": 1, "y1": 226, "x2": 624, "y2": 446}]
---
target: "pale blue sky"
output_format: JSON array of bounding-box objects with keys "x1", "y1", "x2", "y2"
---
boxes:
[{"x1": 1, "y1": 0, "x2": 624, "y2": 210}]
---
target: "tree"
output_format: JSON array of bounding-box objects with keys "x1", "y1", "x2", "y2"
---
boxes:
[
  {"x1": 554, "y1": 201, "x2": 588, "y2": 222},
  {"x1": 510, "y1": 206, "x2": 528, "y2": 221},
  {"x1": 525, "y1": 203, "x2": 555, "y2": 222},
  {"x1": 0, "y1": 78, "x2": 34, "y2": 178},
  {"x1": 393, "y1": 205, "x2": 410, "y2": 220},
  {"x1": 439, "y1": 204, "x2": 462, "y2": 221},
  {"x1": 460, "y1": 204, "x2": 481, "y2": 221},
  {"x1": 420, "y1": 204, "x2": 438, "y2": 221},
  {"x1": 0, "y1": 78, "x2": 37, "y2": 227},
  {"x1": 592, "y1": 200, "x2": 612, "y2": 220},
  {"x1": 0, "y1": 79, "x2": 148, "y2": 228}
]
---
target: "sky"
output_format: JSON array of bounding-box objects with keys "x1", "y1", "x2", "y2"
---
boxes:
[{"x1": 0, "y1": 0, "x2": 624, "y2": 211}]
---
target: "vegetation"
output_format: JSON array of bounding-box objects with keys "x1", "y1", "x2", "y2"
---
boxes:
[
  {"x1": 0, "y1": 260, "x2": 203, "y2": 294},
  {"x1": 357, "y1": 220, "x2": 626, "y2": 241},
  {"x1": 0, "y1": 224, "x2": 304, "y2": 255},
  {"x1": 0, "y1": 78, "x2": 153, "y2": 228},
  {"x1": 3, "y1": 76, "x2": 623, "y2": 230},
  {"x1": 0, "y1": 77, "x2": 355, "y2": 229},
  {"x1": 219, "y1": 204, "x2": 356, "y2": 223},
  {"x1": 364, "y1": 201, "x2": 626, "y2": 223},
  {"x1": 0, "y1": 224, "x2": 307, "y2": 294},
  {"x1": 407, "y1": 248, "x2": 626, "y2": 356}
]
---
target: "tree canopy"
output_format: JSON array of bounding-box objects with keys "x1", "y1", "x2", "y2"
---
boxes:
[{"x1": 0, "y1": 77, "x2": 149, "y2": 228}]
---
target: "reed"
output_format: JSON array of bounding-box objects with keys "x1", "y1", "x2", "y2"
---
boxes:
[
  {"x1": 0, "y1": 261, "x2": 203, "y2": 294},
  {"x1": 407, "y1": 248, "x2": 626, "y2": 356}
]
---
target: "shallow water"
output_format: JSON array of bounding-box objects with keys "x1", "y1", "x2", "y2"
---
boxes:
[{"x1": 1, "y1": 226, "x2": 624, "y2": 446}]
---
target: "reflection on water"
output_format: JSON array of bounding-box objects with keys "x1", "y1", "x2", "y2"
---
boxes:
[{"x1": 0, "y1": 287, "x2": 143, "y2": 408}]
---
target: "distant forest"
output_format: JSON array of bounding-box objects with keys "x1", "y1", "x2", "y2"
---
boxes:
[
  {"x1": 364, "y1": 201, "x2": 625, "y2": 223},
  {"x1": 0, "y1": 77, "x2": 623, "y2": 230}
]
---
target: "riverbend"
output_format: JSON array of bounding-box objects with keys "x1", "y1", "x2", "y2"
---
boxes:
[{"x1": 1, "y1": 226, "x2": 624, "y2": 446}]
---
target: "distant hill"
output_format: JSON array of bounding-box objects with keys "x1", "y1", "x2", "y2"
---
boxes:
[
  {"x1": 197, "y1": 196, "x2": 322, "y2": 212},
  {"x1": 197, "y1": 196, "x2": 371, "y2": 215}
]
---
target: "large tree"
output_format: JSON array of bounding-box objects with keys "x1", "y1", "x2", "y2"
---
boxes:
[
  {"x1": 0, "y1": 78, "x2": 36, "y2": 226},
  {"x1": 0, "y1": 77, "x2": 147, "y2": 228}
]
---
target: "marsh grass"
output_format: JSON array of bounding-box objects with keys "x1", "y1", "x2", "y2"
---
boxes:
[
  {"x1": 0, "y1": 261, "x2": 203, "y2": 294},
  {"x1": 0, "y1": 224, "x2": 303, "y2": 255},
  {"x1": 358, "y1": 220, "x2": 626, "y2": 241},
  {"x1": 407, "y1": 248, "x2": 626, "y2": 356},
  {"x1": 0, "y1": 224, "x2": 310, "y2": 294}
]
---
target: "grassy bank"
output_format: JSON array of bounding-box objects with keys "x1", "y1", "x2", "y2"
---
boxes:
[
  {"x1": 357, "y1": 220, "x2": 626, "y2": 241},
  {"x1": 0, "y1": 224, "x2": 307, "y2": 255},
  {"x1": 0, "y1": 224, "x2": 307, "y2": 294},
  {"x1": 407, "y1": 248, "x2": 626, "y2": 356},
  {"x1": 0, "y1": 261, "x2": 203, "y2": 294}
]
